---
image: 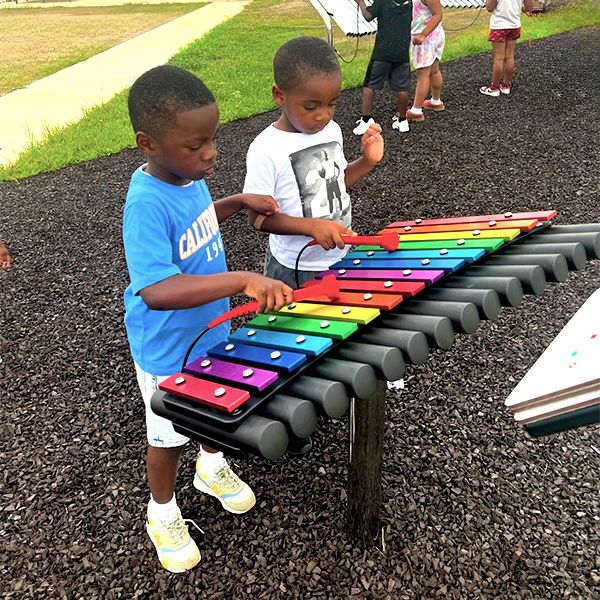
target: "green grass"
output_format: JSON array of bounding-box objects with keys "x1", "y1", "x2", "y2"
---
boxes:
[{"x1": 1, "y1": 0, "x2": 599, "y2": 182}]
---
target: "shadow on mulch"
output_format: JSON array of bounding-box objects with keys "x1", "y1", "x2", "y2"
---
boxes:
[{"x1": 0, "y1": 28, "x2": 599, "y2": 600}]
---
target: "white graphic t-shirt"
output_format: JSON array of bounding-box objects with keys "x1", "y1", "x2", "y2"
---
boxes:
[{"x1": 244, "y1": 121, "x2": 350, "y2": 272}]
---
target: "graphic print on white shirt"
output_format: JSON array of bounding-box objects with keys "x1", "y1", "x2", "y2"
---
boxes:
[
  {"x1": 244, "y1": 121, "x2": 351, "y2": 271},
  {"x1": 290, "y1": 142, "x2": 351, "y2": 227}
]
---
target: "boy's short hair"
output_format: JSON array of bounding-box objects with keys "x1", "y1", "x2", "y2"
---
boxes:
[
  {"x1": 128, "y1": 65, "x2": 215, "y2": 137},
  {"x1": 273, "y1": 36, "x2": 340, "y2": 91}
]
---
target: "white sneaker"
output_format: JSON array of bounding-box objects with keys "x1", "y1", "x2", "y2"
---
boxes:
[
  {"x1": 353, "y1": 117, "x2": 375, "y2": 135},
  {"x1": 194, "y1": 455, "x2": 256, "y2": 514},
  {"x1": 146, "y1": 507, "x2": 202, "y2": 573},
  {"x1": 392, "y1": 116, "x2": 409, "y2": 133}
]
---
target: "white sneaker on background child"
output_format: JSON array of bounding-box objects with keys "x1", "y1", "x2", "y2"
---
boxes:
[
  {"x1": 353, "y1": 117, "x2": 375, "y2": 135},
  {"x1": 391, "y1": 115, "x2": 409, "y2": 133}
]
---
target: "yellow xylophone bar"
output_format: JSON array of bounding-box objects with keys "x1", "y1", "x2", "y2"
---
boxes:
[
  {"x1": 275, "y1": 302, "x2": 380, "y2": 325},
  {"x1": 379, "y1": 228, "x2": 522, "y2": 242}
]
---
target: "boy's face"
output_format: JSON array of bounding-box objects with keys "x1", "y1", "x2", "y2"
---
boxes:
[
  {"x1": 138, "y1": 103, "x2": 219, "y2": 185},
  {"x1": 273, "y1": 72, "x2": 341, "y2": 134}
]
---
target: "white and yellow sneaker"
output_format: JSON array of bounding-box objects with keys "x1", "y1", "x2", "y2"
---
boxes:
[
  {"x1": 194, "y1": 456, "x2": 256, "y2": 514},
  {"x1": 146, "y1": 508, "x2": 202, "y2": 573}
]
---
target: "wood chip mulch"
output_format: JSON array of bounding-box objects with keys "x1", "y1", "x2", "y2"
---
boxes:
[{"x1": 0, "y1": 27, "x2": 598, "y2": 600}]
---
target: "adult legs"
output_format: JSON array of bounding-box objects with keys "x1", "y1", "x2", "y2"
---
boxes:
[
  {"x1": 491, "y1": 41, "x2": 507, "y2": 87},
  {"x1": 503, "y1": 39, "x2": 517, "y2": 85},
  {"x1": 430, "y1": 59, "x2": 443, "y2": 100}
]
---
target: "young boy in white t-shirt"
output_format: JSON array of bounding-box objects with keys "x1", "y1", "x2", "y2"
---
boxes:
[{"x1": 243, "y1": 36, "x2": 384, "y2": 288}]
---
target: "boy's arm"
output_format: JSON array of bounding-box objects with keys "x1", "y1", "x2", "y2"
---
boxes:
[
  {"x1": 124, "y1": 199, "x2": 292, "y2": 314},
  {"x1": 345, "y1": 122, "x2": 384, "y2": 189},
  {"x1": 485, "y1": 0, "x2": 498, "y2": 12},
  {"x1": 247, "y1": 212, "x2": 354, "y2": 250},
  {"x1": 213, "y1": 194, "x2": 280, "y2": 224},
  {"x1": 413, "y1": 0, "x2": 442, "y2": 43},
  {"x1": 140, "y1": 271, "x2": 292, "y2": 314},
  {"x1": 355, "y1": 0, "x2": 376, "y2": 21}
]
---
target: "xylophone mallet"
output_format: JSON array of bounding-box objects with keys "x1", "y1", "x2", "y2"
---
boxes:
[
  {"x1": 306, "y1": 232, "x2": 400, "y2": 252},
  {"x1": 207, "y1": 274, "x2": 341, "y2": 329}
]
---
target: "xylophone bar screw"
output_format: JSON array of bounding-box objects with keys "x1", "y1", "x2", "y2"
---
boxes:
[
  {"x1": 214, "y1": 387, "x2": 226, "y2": 397},
  {"x1": 296, "y1": 335, "x2": 306, "y2": 344},
  {"x1": 320, "y1": 320, "x2": 330, "y2": 328},
  {"x1": 175, "y1": 376, "x2": 185, "y2": 385},
  {"x1": 247, "y1": 329, "x2": 256, "y2": 337},
  {"x1": 421, "y1": 258, "x2": 430, "y2": 265},
  {"x1": 225, "y1": 343, "x2": 235, "y2": 351},
  {"x1": 200, "y1": 359, "x2": 211, "y2": 368},
  {"x1": 353, "y1": 259, "x2": 361, "y2": 265},
  {"x1": 338, "y1": 269, "x2": 346, "y2": 275},
  {"x1": 439, "y1": 248, "x2": 448, "y2": 255},
  {"x1": 489, "y1": 220, "x2": 497, "y2": 226},
  {"x1": 457, "y1": 239, "x2": 465, "y2": 245},
  {"x1": 288, "y1": 303, "x2": 296, "y2": 309},
  {"x1": 404, "y1": 226, "x2": 412, "y2": 231},
  {"x1": 384, "y1": 281, "x2": 393, "y2": 288},
  {"x1": 242, "y1": 368, "x2": 254, "y2": 378},
  {"x1": 268, "y1": 315, "x2": 277, "y2": 322},
  {"x1": 504, "y1": 211, "x2": 513, "y2": 218},
  {"x1": 342, "y1": 307, "x2": 352, "y2": 314},
  {"x1": 270, "y1": 351, "x2": 281, "y2": 360},
  {"x1": 367, "y1": 250, "x2": 375, "y2": 256},
  {"x1": 363, "y1": 293, "x2": 373, "y2": 300},
  {"x1": 415, "y1": 218, "x2": 422, "y2": 224},
  {"x1": 473, "y1": 229, "x2": 481, "y2": 236},
  {"x1": 403, "y1": 269, "x2": 412, "y2": 276}
]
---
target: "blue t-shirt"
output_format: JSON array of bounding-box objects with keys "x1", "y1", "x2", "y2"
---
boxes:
[{"x1": 123, "y1": 167, "x2": 230, "y2": 374}]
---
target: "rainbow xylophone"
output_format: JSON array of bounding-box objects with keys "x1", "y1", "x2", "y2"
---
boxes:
[{"x1": 151, "y1": 211, "x2": 600, "y2": 458}]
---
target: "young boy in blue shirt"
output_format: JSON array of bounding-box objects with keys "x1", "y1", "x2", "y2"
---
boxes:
[
  {"x1": 123, "y1": 65, "x2": 293, "y2": 573},
  {"x1": 243, "y1": 36, "x2": 384, "y2": 288}
]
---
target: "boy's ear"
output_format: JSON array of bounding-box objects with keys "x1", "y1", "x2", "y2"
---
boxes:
[
  {"x1": 272, "y1": 84, "x2": 285, "y2": 107},
  {"x1": 135, "y1": 131, "x2": 157, "y2": 156}
]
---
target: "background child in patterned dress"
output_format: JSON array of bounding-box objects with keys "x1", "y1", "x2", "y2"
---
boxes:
[
  {"x1": 406, "y1": 0, "x2": 445, "y2": 122},
  {"x1": 480, "y1": 0, "x2": 535, "y2": 96}
]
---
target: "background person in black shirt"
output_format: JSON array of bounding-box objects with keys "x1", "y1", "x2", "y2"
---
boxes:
[{"x1": 353, "y1": 0, "x2": 413, "y2": 134}]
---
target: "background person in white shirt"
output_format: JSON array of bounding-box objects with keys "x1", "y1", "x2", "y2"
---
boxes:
[{"x1": 480, "y1": 0, "x2": 535, "y2": 97}]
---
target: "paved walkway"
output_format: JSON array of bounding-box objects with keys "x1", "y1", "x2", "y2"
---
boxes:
[{"x1": 0, "y1": 1, "x2": 248, "y2": 165}]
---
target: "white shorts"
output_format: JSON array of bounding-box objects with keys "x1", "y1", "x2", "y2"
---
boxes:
[{"x1": 134, "y1": 362, "x2": 190, "y2": 448}]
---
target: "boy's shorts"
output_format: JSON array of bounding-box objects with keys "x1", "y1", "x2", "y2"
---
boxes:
[
  {"x1": 134, "y1": 361, "x2": 189, "y2": 448},
  {"x1": 264, "y1": 249, "x2": 318, "y2": 290},
  {"x1": 488, "y1": 28, "x2": 521, "y2": 43},
  {"x1": 363, "y1": 60, "x2": 410, "y2": 92}
]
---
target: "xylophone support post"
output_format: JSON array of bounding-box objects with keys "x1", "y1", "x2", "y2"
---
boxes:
[{"x1": 346, "y1": 380, "x2": 386, "y2": 547}]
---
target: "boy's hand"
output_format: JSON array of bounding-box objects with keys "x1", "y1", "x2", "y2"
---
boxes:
[
  {"x1": 242, "y1": 273, "x2": 294, "y2": 313},
  {"x1": 412, "y1": 33, "x2": 426, "y2": 45},
  {"x1": 242, "y1": 194, "x2": 280, "y2": 216},
  {"x1": 361, "y1": 123, "x2": 384, "y2": 166},
  {"x1": 0, "y1": 244, "x2": 11, "y2": 271},
  {"x1": 310, "y1": 220, "x2": 355, "y2": 250}
]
